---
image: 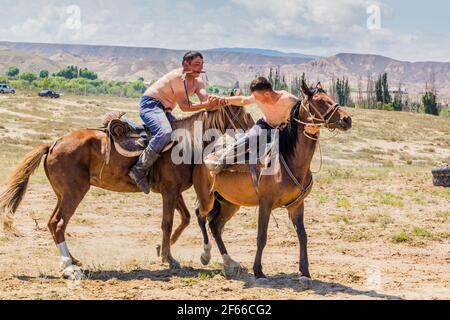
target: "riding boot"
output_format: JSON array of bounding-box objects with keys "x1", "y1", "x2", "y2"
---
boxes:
[{"x1": 128, "y1": 147, "x2": 160, "y2": 194}]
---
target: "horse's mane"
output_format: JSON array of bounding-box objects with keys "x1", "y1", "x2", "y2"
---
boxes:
[
  {"x1": 172, "y1": 108, "x2": 227, "y2": 133},
  {"x1": 279, "y1": 100, "x2": 302, "y2": 160}
]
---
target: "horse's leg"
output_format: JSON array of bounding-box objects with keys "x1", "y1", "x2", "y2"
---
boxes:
[
  {"x1": 170, "y1": 195, "x2": 191, "y2": 246},
  {"x1": 47, "y1": 196, "x2": 61, "y2": 244},
  {"x1": 193, "y1": 166, "x2": 216, "y2": 218},
  {"x1": 288, "y1": 202, "x2": 312, "y2": 286},
  {"x1": 161, "y1": 192, "x2": 180, "y2": 269},
  {"x1": 196, "y1": 207, "x2": 211, "y2": 265},
  {"x1": 193, "y1": 166, "x2": 216, "y2": 265},
  {"x1": 208, "y1": 199, "x2": 245, "y2": 278},
  {"x1": 49, "y1": 184, "x2": 89, "y2": 279},
  {"x1": 47, "y1": 196, "x2": 83, "y2": 267},
  {"x1": 253, "y1": 201, "x2": 272, "y2": 279}
]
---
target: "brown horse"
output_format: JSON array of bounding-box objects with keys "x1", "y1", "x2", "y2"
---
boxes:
[
  {"x1": 193, "y1": 81, "x2": 352, "y2": 283},
  {"x1": 0, "y1": 105, "x2": 253, "y2": 279}
]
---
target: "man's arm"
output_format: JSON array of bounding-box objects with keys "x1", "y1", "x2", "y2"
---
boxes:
[
  {"x1": 177, "y1": 78, "x2": 220, "y2": 112},
  {"x1": 222, "y1": 94, "x2": 255, "y2": 106},
  {"x1": 195, "y1": 79, "x2": 209, "y2": 103}
]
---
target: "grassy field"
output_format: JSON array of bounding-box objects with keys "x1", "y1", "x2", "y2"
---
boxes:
[{"x1": 0, "y1": 92, "x2": 449, "y2": 299}]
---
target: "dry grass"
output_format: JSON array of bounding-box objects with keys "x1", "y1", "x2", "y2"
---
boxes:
[{"x1": 0, "y1": 93, "x2": 449, "y2": 299}]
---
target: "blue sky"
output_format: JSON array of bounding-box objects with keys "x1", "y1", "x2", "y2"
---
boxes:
[{"x1": 0, "y1": 0, "x2": 449, "y2": 61}]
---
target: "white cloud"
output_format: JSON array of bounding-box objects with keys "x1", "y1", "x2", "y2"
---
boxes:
[{"x1": 0, "y1": 0, "x2": 448, "y2": 62}]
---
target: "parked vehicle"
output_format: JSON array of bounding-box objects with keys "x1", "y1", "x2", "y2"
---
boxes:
[
  {"x1": 0, "y1": 84, "x2": 16, "y2": 94},
  {"x1": 38, "y1": 89, "x2": 60, "y2": 98},
  {"x1": 432, "y1": 165, "x2": 450, "y2": 187}
]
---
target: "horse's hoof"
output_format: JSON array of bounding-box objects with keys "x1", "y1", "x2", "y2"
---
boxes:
[
  {"x1": 71, "y1": 258, "x2": 83, "y2": 267},
  {"x1": 61, "y1": 265, "x2": 82, "y2": 281},
  {"x1": 169, "y1": 260, "x2": 181, "y2": 270},
  {"x1": 223, "y1": 263, "x2": 245, "y2": 279},
  {"x1": 299, "y1": 276, "x2": 313, "y2": 290},
  {"x1": 200, "y1": 253, "x2": 211, "y2": 266},
  {"x1": 254, "y1": 271, "x2": 267, "y2": 280},
  {"x1": 254, "y1": 277, "x2": 270, "y2": 286}
]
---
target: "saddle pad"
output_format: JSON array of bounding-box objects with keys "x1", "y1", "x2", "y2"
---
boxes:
[{"x1": 102, "y1": 111, "x2": 173, "y2": 158}]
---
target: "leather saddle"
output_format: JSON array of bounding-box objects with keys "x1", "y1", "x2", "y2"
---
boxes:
[{"x1": 101, "y1": 111, "x2": 173, "y2": 158}]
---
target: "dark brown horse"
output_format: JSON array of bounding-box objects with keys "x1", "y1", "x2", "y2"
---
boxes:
[
  {"x1": 193, "y1": 81, "x2": 352, "y2": 284},
  {"x1": 0, "y1": 105, "x2": 253, "y2": 279}
]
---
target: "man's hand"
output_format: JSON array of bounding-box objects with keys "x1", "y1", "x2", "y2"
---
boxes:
[{"x1": 206, "y1": 96, "x2": 228, "y2": 111}]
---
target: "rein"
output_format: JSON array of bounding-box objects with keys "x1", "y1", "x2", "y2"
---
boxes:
[
  {"x1": 277, "y1": 96, "x2": 341, "y2": 207},
  {"x1": 279, "y1": 154, "x2": 314, "y2": 209},
  {"x1": 292, "y1": 97, "x2": 341, "y2": 173},
  {"x1": 223, "y1": 105, "x2": 246, "y2": 131},
  {"x1": 294, "y1": 99, "x2": 341, "y2": 140}
]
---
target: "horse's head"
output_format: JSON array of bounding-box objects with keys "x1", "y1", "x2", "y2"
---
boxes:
[{"x1": 300, "y1": 80, "x2": 352, "y2": 131}]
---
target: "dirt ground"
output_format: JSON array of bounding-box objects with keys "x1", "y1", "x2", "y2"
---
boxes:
[{"x1": 0, "y1": 93, "x2": 449, "y2": 300}]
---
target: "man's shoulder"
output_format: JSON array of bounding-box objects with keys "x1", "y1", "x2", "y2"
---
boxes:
[
  {"x1": 194, "y1": 76, "x2": 205, "y2": 86},
  {"x1": 278, "y1": 91, "x2": 298, "y2": 103},
  {"x1": 166, "y1": 68, "x2": 183, "y2": 81}
]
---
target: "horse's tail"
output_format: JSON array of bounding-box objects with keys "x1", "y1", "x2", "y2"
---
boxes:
[{"x1": 0, "y1": 144, "x2": 50, "y2": 233}]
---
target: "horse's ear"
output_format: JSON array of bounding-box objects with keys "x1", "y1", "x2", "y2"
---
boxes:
[
  {"x1": 316, "y1": 81, "x2": 323, "y2": 89},
  {"x1": 301, "y1": 79, "x2": 312, "y2": 98}
]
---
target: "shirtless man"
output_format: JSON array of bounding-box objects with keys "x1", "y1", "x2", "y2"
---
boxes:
[
  {"x1": 130, "y1": 51, "x2": 225, "y2": 193},
  {"x1": 204, "y1": 76, "x2": 320, "y2": 172}
]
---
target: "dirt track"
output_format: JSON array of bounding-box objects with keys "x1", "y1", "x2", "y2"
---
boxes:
[{"x1": 0, "y1": 94, "x2": 449, "y2": 299}]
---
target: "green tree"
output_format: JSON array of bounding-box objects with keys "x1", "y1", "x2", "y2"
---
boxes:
[
  {"x1": 392, "y1": 84, "x2": 403, "y2": 111},
  {"x1": 335, "y1": 76, "x2": 351, "y2": 106},
  {"x1": 375, "y1": 73, "x2": 391, "y2": 106},
  {"x1": 382, "y1": 73, "x2": 391, "y2": 103},
  {"x1": 19, "y1": 70, "x2": 37, "y2": 82},
  {"x1": 55, "y1": 66, "x2": 78, "y2": 79},
  {"x1": 42, "y1": 77, "x2": 49, "y2": 89},
  {"x1": 422, "y1": 91, "x2": 440, "y2": 115},
  {"x1": 375, "y1": 76, "x2": 383, "y2": 102},
  {"x1": 39, "y1": 69, "x2": 49, "y2": 78},
  {"x1": 79, "y1": 68, "x2": 98, "y2": 80},
  {"x1": 132, "y1": 80, "x2": 147, "y2": 93},
  {"x1": 6, "y1": 66, "x2": 20, "y2": 78}
]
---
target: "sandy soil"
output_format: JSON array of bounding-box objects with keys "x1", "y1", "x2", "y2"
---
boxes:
[
  {"x1": 0, "y1": 93, "x2": 449, "y2": 300},
  {"x1": 0, "y1": 177, "x2": 448, "y2": 300}
]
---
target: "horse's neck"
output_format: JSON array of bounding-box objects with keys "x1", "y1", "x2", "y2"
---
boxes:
[
  {"x1": 172, "y1": 111, "x2": 205, "y2": 130},
  {"x1": 286, "y1": 114, "x2": 317, "y2": 180},
  {"x1": 173, "y1": 110, "x2": 225, "y2": 133}
]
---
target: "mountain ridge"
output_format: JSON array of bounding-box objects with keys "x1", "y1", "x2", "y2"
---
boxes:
[{"x1": 0, "y1": 41, "x2": 448, "y2": 95}]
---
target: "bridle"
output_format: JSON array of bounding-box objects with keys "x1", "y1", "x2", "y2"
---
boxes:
[
  {"x1": 290, "y1": 92, "x2": 342, "y2": 175},
  {"x1": 294, "y1": 94, "x2": 342, "y2": 141}
]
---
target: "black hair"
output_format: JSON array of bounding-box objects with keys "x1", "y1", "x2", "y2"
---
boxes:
[
  {"x1": 250, "y1": 77, "x2": 273, "y2": 92},
  {"x1": 182, "y1": 51, "x2": 204, "y2": 64}
]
